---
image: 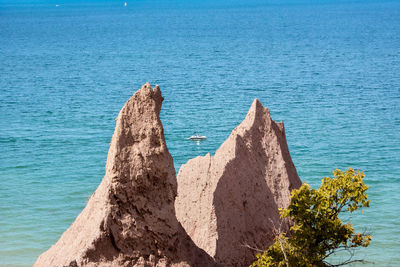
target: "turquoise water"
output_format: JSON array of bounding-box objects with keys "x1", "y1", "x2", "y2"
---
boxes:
[{"x1": 1, "y1": 1, "x2": 399, "y2": 266}]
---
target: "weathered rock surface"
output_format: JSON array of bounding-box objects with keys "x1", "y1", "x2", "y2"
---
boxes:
[
  {"x1": 35, "y1": 83, "x2": 217, "y2": 267},
  {"x1": 175, "y1": 99, "x2": 302, "y2": 266}
]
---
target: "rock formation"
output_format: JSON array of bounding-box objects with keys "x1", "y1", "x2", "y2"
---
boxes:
[
  {"x1": 35, "y1": 83, "x2": 302, "y2": 267},
  {"x1": 175, "y1": 99, "x2": 302, "y2": 266},
  {"x1": 35, "y1": 83, "x2": 217, "y2": 267}
]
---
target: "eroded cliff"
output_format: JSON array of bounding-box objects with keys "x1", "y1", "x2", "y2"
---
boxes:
[
  {"x1": 175, "y1": 99, "x2": 302, "y2": 266},
  {"x1": 35, "y1": 84, "x2": 301, "y2": 267},
  {"x1": 35, "y1": 83, "x2": 216, "y2": 267}
]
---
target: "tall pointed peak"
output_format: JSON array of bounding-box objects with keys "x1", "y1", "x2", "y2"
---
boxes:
[
  {"x1": 35, "y1": 84, "x2": 217, "y2": 267},
  {"x1": 231, "y1": 98, "x2": 272, "y2": 135},
  {"x1": 176, "y1": 98, "x2": 301, "y2": 266}
]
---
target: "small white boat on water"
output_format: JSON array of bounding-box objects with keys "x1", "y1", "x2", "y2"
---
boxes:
[{"x1": 188, "y1": 134, "x2": 206, "y2": 141}]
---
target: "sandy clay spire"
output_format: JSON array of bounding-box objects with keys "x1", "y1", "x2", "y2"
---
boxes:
[
  {"x1": 35, "y1": 83, "x2": 217, "y2": 267},
  {"x1": 175, "y1": 99, "x2": 302, "y2": 266}
]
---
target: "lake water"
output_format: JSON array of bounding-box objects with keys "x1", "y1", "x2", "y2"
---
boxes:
[{"x1": 0, "y1": 0, "x2": 399, "y2": 266}]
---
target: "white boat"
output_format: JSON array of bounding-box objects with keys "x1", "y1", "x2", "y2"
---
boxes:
[
  {"x1": 188, "y1": 134, "x2": 206, "y2": 141},
  {"x1": 124, "y1": 2, "x2": 127, "y2": 7}
]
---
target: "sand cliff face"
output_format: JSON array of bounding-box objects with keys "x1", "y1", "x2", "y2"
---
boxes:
[
  {"x1": 175, "y1": 99, "x2": 302, "y2": 266},
  {"x1": 35, "y1": 84, "x2": 301, "y2": 267},
  {"x1": 34, "y1": 83, "x2": 216, "y2": 267}
]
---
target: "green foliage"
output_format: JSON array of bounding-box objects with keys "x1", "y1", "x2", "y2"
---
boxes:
[{"x1": 251, "y1": 168, "x2": 371, "y2": 267}]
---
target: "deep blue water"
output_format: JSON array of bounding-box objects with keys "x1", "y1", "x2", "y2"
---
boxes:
[{"x1": 1, "y1": 1, "x2": 399, "y2": 266}]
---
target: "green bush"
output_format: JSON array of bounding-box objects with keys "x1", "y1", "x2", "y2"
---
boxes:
[{"x1": 251, "y1": 168, "x2": 371, "y2": 267}]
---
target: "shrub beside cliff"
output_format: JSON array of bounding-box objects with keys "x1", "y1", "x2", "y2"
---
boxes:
[{"x1": 252, "y1": 168, "x2": 371, "y2": 267}]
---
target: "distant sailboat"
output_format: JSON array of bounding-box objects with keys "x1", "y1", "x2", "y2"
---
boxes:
[{"x1": 124, "y1": 2, "x2": 127, "y2": 7}]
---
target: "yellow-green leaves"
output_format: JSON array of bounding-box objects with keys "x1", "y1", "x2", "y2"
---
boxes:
[
  {"x1": 321, "y1": 168, "x2": 370, "y2": 214},
  {"x1": 251, "y1": 168, "x2": 371, "y2": 267}
]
